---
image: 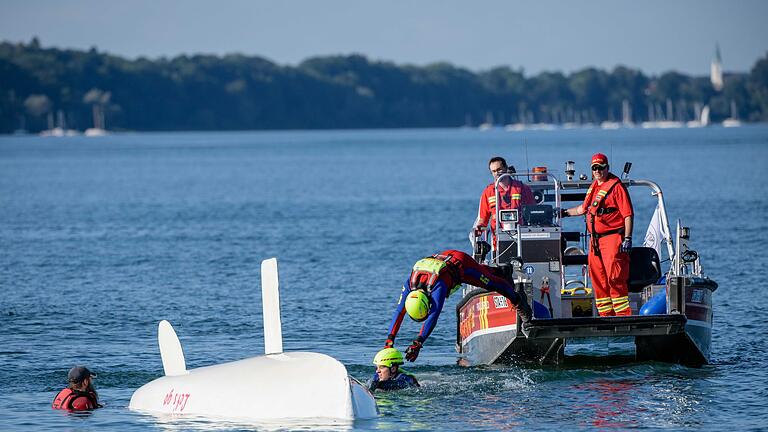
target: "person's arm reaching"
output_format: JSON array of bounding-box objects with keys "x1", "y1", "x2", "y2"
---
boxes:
[
  {"x1": 385, "y1": 278, "x2": 411, "y2": 347},
  {"x1": 405, "y1": 282, "x2": 447, "y2": 362}
]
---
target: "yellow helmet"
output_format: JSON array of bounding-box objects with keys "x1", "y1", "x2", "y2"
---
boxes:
[
  {"x1": 373, "y1": 348, "x2": 404, "y2": 367},
  {"x1": 405, "y1": 290, "x2": 431, "y2": 322}
]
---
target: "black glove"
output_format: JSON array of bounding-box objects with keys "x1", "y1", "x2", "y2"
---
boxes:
[
  {"x1": 405, "y1": 340, "x2": 423, "y2": 362},
  {"x1": 559, "y1": 208, "x2": 569, "y2": 218},
  {"x1": 620, "y1": 237, "x2": 632, "y2": 253},
  {"x1": 384, "y1": 333, "x2": 395, "y2": 348}
]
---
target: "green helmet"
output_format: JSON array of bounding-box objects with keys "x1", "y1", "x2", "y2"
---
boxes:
[
  {"x1": 373, "y1": 347, "x2": 404, "y2": 367},
  {"x1": 405, "y1": 289, "x2": 431, "y2": 322}
]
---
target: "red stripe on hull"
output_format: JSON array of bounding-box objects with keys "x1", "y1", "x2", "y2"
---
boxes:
[{"x1": 459, "y1": 293, "x2": 517, "y2": 340}]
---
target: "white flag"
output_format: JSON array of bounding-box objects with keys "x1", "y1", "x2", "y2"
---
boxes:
[{"x1": 643, "y1": 204, "x2": 663, "y2": 256}]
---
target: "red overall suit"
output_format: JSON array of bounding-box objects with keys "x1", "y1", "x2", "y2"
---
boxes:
[
  {"x1": 475, "y1": 179, "x2": 535, "y2": 244},
  {"x1": 583, "y1": 173, "x2": 633, "y2": 316},
  {"x1": 386, "y1": 249, "x2": 524, "y2": 346}
]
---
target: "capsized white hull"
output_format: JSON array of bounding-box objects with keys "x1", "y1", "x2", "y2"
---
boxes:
[
  {"x1": 129, "y1": 258, "x2": 378, "y2": 422},
  {"x1": 129, "y1": 351, "x2": 377, "y2": 420}
]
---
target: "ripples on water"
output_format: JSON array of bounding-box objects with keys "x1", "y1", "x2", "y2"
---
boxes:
[{"x1": 1, "y1": 127, "x2": 767, "y2": 430}]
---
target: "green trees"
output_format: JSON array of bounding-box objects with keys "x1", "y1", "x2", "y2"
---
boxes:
[
  {"x1": 0, "y1": 40, "x2": 766, "y2": 133},
  {"x1": 748, "y1": 54, "x2": 768, "y2": 121}
]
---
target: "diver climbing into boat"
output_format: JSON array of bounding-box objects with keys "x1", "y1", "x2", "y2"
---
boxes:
[
  {"x1": 369, "y1": 348, "x2": 419, "y2": 391},
  {"x1": 383, "y1": 249, "x2": 532, "y2": 362}
]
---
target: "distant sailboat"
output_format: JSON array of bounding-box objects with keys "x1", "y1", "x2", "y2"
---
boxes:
[
  {"x1": 686, "y1": 104, "x2": 710, "y2": 128},
  {"x1": 600, "y1": 120, "x2": 621, "y2": 129},
  {"x1": 711, "y1": 44, "x2": 724, "y2": 92},
  {"x1": 478, "y1": 111, "x2": 495, "y2": 131},
  {"x1": 643, "y1": 98, "x2": 683, "y2": 128},
  {"x1": 39, "y1": 110, "x2": 79, "y2": 137},
  {"x1": 505, "y1": 107, "x2": 530, "y2": 131},
  {"x1": 12, "y1": 116, "x2": 28, "y2": 135},
  {"x1": 85, "y1": 103, "x2": 109, "y2": 136},
  {"x1": 722, "y1": 100, "x2": 742, "y2": 127},
  {"x1": 603, "y1": 99, "x2": 635, "y2": 129},
  {"x1": 622, "y1": 99, "x2": 634, "y2": 127}
]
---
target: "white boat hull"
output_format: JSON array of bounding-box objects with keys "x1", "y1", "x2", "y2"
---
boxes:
[{"x1": 129, "y1": 351, "x2": 378, "y2": 420}]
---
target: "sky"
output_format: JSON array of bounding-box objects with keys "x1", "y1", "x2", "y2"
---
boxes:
[{"x1": 1, "y1": 0, "x2": 766, "y2": 76}]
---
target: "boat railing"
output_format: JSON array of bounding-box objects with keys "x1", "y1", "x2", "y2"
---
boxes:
[
  {"x1": 493, "y1": 171, "x2": 561, "y2": 265},
  {"x1": 624, "y1": 179, "x2": 675, "y2": 266},
  {"x1": 491, "y1": 171, "x2": 691, "y2": 282}
]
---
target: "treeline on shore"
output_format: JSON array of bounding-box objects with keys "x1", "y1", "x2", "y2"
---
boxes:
[{"x1": 1, "y1": 38, "x2": 767, "y2": 133}]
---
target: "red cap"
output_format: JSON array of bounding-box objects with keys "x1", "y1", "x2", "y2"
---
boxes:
[{"x1": 591, "y1": 153, "x2": 608, "y2": 166}]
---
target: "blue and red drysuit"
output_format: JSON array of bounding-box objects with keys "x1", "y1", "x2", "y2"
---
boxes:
[{"x1": 384, "y1": 249, "x2": 526, "y2": 361}]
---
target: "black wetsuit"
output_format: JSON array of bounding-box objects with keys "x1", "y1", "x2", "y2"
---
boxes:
[{"x1": 369, "y1": 370, "x2": 420, "y2": 391}]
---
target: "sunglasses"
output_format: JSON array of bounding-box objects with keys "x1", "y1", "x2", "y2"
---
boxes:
[{"x1": 591, "y1": 165, "x2": 607, "y2": 171}]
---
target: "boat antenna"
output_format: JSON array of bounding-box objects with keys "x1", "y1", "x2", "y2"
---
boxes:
[
  {"x1": 610, "y1": 142, "x2": 614, "y2": 168},
  {"x1": 524, "y1": 138, "x2": 530, "y2": 178}
]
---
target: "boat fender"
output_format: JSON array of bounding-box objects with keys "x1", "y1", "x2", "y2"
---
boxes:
[
  {"x1": 533, "y1": 300, "x2": 551, "y2": 318},
  {"x1": 640, "y1": 290, "x2": 666, "y2": 315}
]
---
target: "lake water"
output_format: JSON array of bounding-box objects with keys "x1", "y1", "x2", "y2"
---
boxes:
[{"x1": 1, "y1": 126, "x2": 767, "y2": 431}]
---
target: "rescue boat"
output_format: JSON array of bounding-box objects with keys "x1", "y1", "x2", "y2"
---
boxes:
[{"x1": 457, "y1": 163, "x2": 717, "y2": 367}]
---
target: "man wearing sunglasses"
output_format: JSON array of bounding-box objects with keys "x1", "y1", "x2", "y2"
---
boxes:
[
  {"x1": 382, "y1": 249, "x2": 532, "y2": 362},
  {"x1": 561, "y1": 153, "x2": 634, "y2": 316}
]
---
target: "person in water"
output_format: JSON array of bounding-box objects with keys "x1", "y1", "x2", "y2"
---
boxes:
[
  {"x1": 52, "y1": 366, "x2": 102, "y2": 411},
  {"x1": 383, "y1": 249, "x2": 532, "y2": 362},
  {"x1": 369, "y1": 348, "x2": 419, "y2": 391}
]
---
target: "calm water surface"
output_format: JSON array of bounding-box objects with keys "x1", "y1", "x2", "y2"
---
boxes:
[{"x1": 1, "y1": 126, "x2": 767, "y2": 431}]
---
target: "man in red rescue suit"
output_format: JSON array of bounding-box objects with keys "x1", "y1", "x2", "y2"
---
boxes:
[
  {"x1": 473, "y1": 156, "x2": 536, "y2": 245},
  {"x1": 561, "y1": 153, "x2": 634, "y2": 316},
  {"x1": 384, "y1": 249, "x2": 532, "y2": 362},
  {"x1": 52, "y1": 366, "x2": 102, "y2": 411}
]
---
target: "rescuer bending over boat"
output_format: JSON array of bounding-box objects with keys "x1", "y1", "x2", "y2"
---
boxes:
[
  {"x1": 561, "y1": 153, "x2": 634, "y2": 316},
  {"x1": 369, "y1": 348, "x2": 419, "y2": 391},
  {"x1": 383, "y1": 249, "x2": 532, "y2": 362}
]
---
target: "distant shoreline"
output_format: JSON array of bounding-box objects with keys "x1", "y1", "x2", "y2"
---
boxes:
[
  {"x1": 5, "y1": 123, "x2": 768, "y2": 138},
  {"x1": 2, "y1": 40, "x2": 766, "y2": 134}
]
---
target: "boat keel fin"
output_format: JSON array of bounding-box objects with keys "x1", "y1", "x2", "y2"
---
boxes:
[{"x1": 158, "y1": 320, "x2": 187, "y2": 376}]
